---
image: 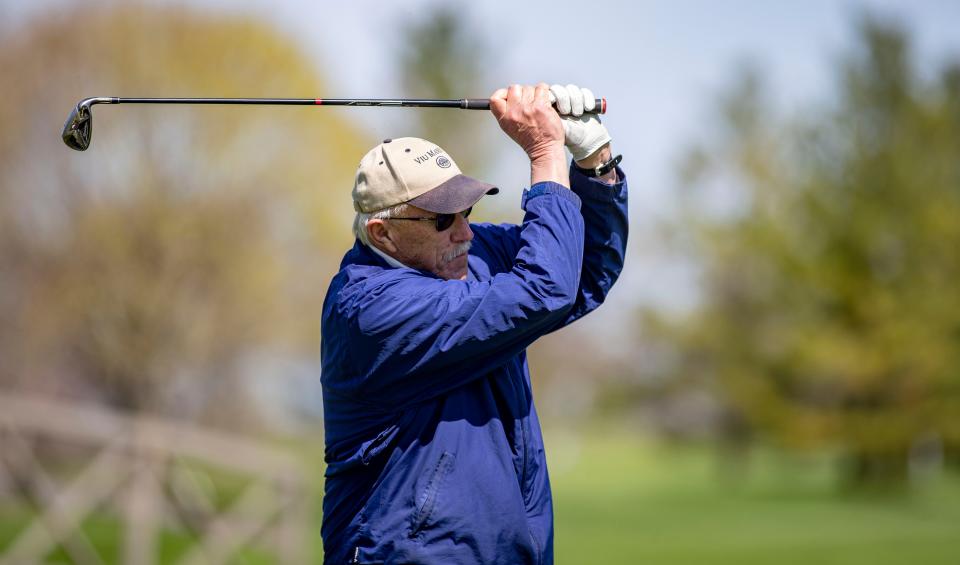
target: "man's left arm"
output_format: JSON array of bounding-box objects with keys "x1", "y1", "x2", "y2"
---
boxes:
[
  {"x1": 544, "y1": 84, "x2": 628, "y2": 329},
  {"x1": 550, "y1": 142, "x2": 628, "y2": 330}
]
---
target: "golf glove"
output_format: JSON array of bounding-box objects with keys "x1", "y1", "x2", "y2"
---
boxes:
[{"x1": 549, "y1": 84, "x2": 612, "y2": 161}]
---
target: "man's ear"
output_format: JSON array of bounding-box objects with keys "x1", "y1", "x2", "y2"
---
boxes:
[{"x1": 367, "y1": 219, "x2": 398, "y2": 254}]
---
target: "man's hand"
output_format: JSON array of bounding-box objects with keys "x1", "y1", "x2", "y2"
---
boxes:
[
  {"x1": 489, "y1": 84, "x2": 569, "y2": 187},
  {"x1": 549, "y1": 84, "x2": 612, "y2": 162}
]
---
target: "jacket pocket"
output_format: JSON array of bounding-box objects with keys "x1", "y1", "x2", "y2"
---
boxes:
[{"x1": 409, "y1": 451, "x2": 455, "y2": 538}]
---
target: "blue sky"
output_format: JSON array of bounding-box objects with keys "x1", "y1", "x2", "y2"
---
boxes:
[{"x1": 7, "y1": 0, "x2": 960, "y2": 323}]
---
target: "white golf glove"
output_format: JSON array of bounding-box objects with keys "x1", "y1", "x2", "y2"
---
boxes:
[{"x1": 549, "y1": 84, "x2": 611, "y2": 161}]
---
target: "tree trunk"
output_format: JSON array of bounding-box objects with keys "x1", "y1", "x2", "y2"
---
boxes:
[{"x1": 843, "y1": 447, "x2": 909, "y2": 487}]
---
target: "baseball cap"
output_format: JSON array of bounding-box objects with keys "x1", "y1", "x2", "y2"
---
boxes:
[{"x1": 352, "y1": 137, "x2": 499, "y2": 214}]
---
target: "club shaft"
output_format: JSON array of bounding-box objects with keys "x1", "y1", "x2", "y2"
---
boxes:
[
  {"x1": 62, "y1": 95, "x2": 608, "y2": 151},
  {"x1": 89, "y1": 97, "x2": 606, "y2": 113},
  {"x1": 113, "y1": 98, "x2": 459, "y2": 106}
]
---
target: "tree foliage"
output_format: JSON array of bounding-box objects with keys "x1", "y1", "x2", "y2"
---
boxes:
[
  {"x1": 0, "y1": 5, "x2": 369, "y2": 419},
  {"x1": 646, "y1": 18, "x2": 960, "y2": 483}
]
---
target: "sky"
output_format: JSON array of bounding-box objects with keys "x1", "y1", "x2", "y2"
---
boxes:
[{"x1": 5, "y1": 0, "x2": 960, "y2": 322}]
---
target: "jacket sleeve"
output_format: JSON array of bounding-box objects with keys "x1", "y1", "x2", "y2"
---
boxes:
[
  {"x1": 468, "y1": 164, "x2": 629, "y2": 332},
  {"x1": 550, "y1": 164, "x2": 629, "y2": 330},
  {"x1": 329, "y1": 183, "x2": 584, "y2": 407}
]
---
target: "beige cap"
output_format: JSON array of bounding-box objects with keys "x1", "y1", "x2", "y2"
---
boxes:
[{"x1": 352, "y1": 137, "x2": 498, "y2": 214}]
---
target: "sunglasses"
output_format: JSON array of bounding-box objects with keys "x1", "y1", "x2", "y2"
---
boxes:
[{"x1": 389, "y1": 207, "x2": 472, "y2": 232}]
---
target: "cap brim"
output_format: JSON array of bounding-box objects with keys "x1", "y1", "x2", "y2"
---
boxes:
[{"x1": 407, "y1": 174, "x2": 499, "y2": 214}]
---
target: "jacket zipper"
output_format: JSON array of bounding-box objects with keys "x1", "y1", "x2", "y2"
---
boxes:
[
  {"x1": 529, "y1": 531, "x2": 542, "y2": 565},
  {"x1": 519, "y1": 419, "x2": 530, "y2": 496},
  {"x1": 409, "y1": 451, "x2": 455, "y2": 537}
]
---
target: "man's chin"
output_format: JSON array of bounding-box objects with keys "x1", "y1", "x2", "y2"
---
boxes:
[{"x1": 440, "y1": 253, "x2": 469, "y2": 280}]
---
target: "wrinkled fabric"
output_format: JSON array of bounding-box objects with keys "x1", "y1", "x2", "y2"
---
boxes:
[{"x1": 321, "y1": 166, "x2": 628, "y2": 564}]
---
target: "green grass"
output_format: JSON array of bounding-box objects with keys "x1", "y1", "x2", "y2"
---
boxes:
[{"x1": 546, "y1": 428, "x2": 960, "y2": 565}]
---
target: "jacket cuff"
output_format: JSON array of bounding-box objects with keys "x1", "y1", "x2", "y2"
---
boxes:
[
  {"x1": 570, "y1": 163, "x2": 627, "y2": 204},
  {"x1": 521, "y1": 181, "x2": 582, "y2": 210}
]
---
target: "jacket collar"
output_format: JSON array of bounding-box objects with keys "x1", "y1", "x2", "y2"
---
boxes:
[{"x1": 340, "y1": 239, "x2": 389, "y2": 270}]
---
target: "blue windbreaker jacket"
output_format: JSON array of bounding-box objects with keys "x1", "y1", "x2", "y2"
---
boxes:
[{"x1": 320, "y1": 165, "x2": 628, "y2": 564}]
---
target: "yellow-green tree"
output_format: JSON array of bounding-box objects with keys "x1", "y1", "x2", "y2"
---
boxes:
[
  {"x1": 645, "y1": 18, "x2": 960, "y2": 484},
  {"x1": 0, "y1": 5, "x2": 368, "y2": 420}
]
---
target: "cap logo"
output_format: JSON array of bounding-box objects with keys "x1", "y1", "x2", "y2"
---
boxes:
[
  {"x1": 436, "y1": 156, "x2": 451, "y2": 169},
  {"x1": 414, "y1": 147, "x2": 444, "y2": 165}
]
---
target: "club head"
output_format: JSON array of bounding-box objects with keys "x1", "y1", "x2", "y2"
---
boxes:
[{"x1": 62, "y1": 101, "x2": 93, "y2": 151}]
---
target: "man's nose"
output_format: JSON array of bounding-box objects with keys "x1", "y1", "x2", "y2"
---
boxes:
[{"x1": 451, "y1": 211, "x2": 473, "y2": 242}]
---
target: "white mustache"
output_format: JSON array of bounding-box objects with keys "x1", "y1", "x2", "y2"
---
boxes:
[{"x1": 441, "y1": 242, "x2": 472, "y2": 264}]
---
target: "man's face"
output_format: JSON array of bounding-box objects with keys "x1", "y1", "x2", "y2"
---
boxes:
[{"x1": 374, "y1": 204, "x2": 474, "y2": 281}]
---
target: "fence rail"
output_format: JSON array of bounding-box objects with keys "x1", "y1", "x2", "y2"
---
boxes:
[{"x1": 0, "y1": 393, "x2": 311, "y2": 564}]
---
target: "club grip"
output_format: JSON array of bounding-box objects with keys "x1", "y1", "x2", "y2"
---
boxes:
[
  {"x1": 462, "y1": 97, "x2": 607, "y2": 114},
  {"x1": 462, "y1": 98, "x2": 491, "y2": 110}
]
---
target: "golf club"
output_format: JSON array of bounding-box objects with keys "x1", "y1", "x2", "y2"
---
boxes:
[{"x1": 61, "y1": 96, "x2": 608, "y2": 151}]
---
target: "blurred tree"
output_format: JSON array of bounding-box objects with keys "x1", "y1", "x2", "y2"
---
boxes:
[
  {"x1": 0, "y1": 5, "x2": 369, "y2": 421},
  {"x1": 397, "y1": 6, "x2": 493, "y2": 175},
  {"x1": 643, "y1": 17, "x2": 960, "y2": 485}
]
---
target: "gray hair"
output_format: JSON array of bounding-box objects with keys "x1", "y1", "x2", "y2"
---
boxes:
[{"x1": 353, "y1": 203, "x2": 409, "y2": 246}]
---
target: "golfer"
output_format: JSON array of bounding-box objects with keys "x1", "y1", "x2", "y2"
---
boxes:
[{"x1": 320, "y1": 83, "x2": 628, "y2": 564}]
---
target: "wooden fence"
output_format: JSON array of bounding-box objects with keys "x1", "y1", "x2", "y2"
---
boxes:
[{"x1": 0, "y1": 393, "x2": 311, "y2": 564}]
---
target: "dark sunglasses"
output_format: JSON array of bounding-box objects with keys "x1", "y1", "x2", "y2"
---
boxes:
[{"x1": 389, "y1": 207, "x2": 472, "y2": 232}]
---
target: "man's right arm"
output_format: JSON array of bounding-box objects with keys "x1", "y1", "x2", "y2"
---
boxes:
[
  {"x1": 327, "y1": 183, "x2": 583, "y2": 408},
  {"x1": 490, "y1": 83, "x2": 570, "y2": 188},
  {"x1": 323, "y1": 84, "x2": 583, "y2": 408}
]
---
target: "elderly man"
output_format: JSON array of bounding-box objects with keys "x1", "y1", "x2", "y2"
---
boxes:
[{"x1": 320, "y1": 83, "x2": 628, "y2": 564}]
